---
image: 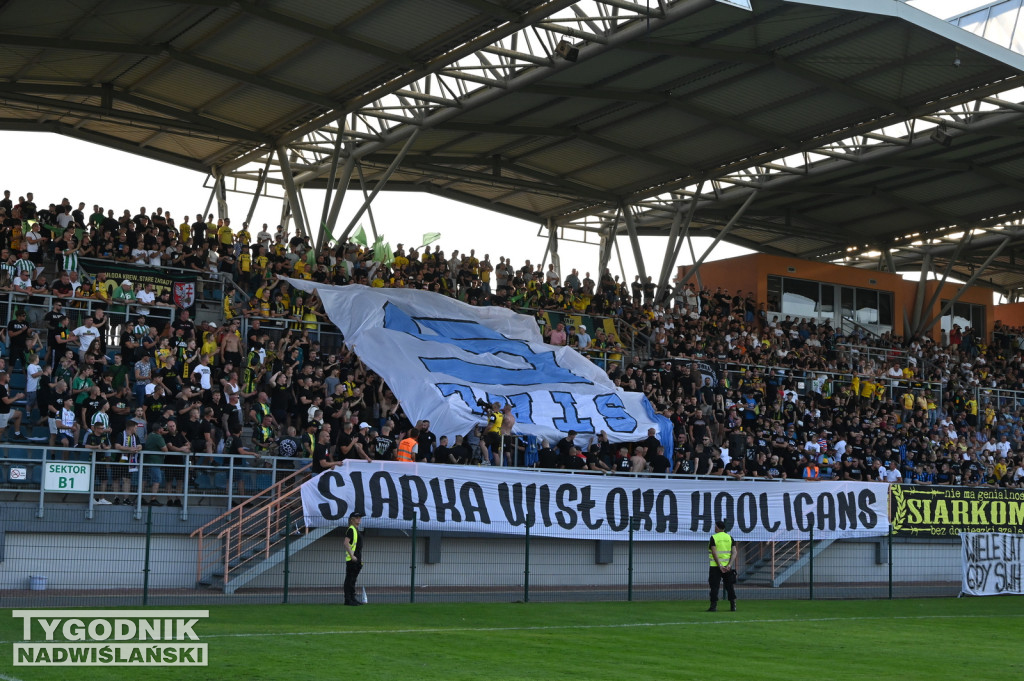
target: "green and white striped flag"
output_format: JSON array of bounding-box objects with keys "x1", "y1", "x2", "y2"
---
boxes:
[{"x1": 421, "y1": 232, "x2": 441, "y2": 247}]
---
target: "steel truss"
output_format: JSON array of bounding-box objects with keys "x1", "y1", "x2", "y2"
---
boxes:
[{"x1": 205, "y1": 0, "x2": 1024, "y2": 299}]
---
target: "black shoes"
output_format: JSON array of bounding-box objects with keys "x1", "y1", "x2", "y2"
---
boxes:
[
  {"x1": 730, "y1": 601, "x2": 737, "y2": 612},
  {"x1": 706, "y1": 605, "x2": 717, "y2": 612},
  {"x1": 343, "y1": 601, "x2": 363, "y2": 606}
]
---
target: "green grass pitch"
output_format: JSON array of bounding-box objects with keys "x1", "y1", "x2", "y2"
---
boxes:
[{"x1": 2, "y1": 598, "x2": 1020, "y2": 680}]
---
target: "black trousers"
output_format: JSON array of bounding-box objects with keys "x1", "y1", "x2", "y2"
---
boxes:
[
  {"x1": 708, "y1": 567, "x2": 737, "y2": 605},
  {"x1": 344, "y1": 560, "x2": 363, "y2": 603}
]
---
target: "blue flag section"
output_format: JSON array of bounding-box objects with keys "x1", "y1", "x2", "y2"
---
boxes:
[{"x1": 287, "y1": 280, "x2": 673, "y2": 449}]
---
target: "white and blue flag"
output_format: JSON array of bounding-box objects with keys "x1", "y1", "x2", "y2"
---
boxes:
[{"x1": 286, "y1": 280, "x2": 673, "y2": 448}]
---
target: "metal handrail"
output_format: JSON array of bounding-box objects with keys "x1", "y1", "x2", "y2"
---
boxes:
[
  {"x1": 191, "y1": 462, "x2": 310, "y2": 585},
  {"x1": 219, "y1": 489, "x2": 306, "y2": 588}
]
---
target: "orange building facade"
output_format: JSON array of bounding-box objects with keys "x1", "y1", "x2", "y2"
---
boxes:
[{"x1": 678, "y1": 254, "x2": 993, "y2": 343}]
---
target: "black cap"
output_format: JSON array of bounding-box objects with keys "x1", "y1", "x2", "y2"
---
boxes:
[{"x1": 349, "y1": 512, "x2": 364, "y2": 519}]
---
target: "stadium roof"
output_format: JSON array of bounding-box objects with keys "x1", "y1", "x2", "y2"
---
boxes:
[
  {"x1": 5, "y1": 0, "x2": 1024, "y2": 296},
  {"x1": 0, "y1": 0, "x2": 554, "y2": 170}
]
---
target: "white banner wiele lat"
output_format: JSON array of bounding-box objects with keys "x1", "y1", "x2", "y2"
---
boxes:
[
  {"x1": 300, "y1": 462, "x2": 891, "y2": 541},
  {"x1": 286, "y1": 279, "x2": 672, "y2": 447},
  {"x1": 960, "y1": 532, "x2": 1024, "y2": 596}
]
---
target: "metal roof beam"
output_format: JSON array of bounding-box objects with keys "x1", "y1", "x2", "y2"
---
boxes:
[
  {"x1": 0, "y1": 34, "x2": 341, "y2": 110},
  {"x1": 233, "y1": 0, "x2": 419, "y2": 68},
  {"x1": 0, "y1": 119, "x2": 207, "y2": 172},
  {"x1": 0, "y1": 89, "x2": 263, "y2": 143}
]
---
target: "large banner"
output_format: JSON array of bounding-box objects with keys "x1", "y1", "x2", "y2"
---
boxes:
[
  {"x1": 287, "y1": 280, "x2": 673, "y2": 447},
  {"x1": 300, "y1": 462, "x2": 891, "y2": 541},
  {"x1": 82, "y1": 261, "x2": 198, "y2": 310},
  {"x1": 890, "y1": 485, "x2": 1024, "y2": 537},
  {"x1": 961, "y1": 532, "x2": 1023, "y2": 596}
]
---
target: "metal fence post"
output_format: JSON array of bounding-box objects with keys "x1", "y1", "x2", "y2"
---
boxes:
[
  {"x1": 628, "y1": 516, "x2": 636, "y2": 602},
  {"x1": 808, "y1": 523, "x2": 814, "y2": 601},
  {"x1": 283, "y1": 510, "x2": 291, "y2": 605},
  {"x1": 888, "y1": 524, "x2": 893, "y2": 600},
  {"x1": 410, "y1": 515, "x2": 417, "y2": 604},
  {"x1": 524, "y1": 514, "x2": 531, "y2": 603},
  {"x1": 143, "y1": 505, "x2": 153, "y2": 606}
]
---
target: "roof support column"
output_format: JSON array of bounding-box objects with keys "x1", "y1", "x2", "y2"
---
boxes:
[
  {"x1": 911, "y1": 250, "x2": 932, "y2": 334},
  {"x1": 318, "y1": 131, "x2": 345, "y2": 240},
  {"x1": 679, "y1": 190, "x2": 758, "y2": 287},
  {"x1": 336, "y1": 128, "x2": 420, "y2": 245},
  {"x1": 911, "y1": 231, "x2": 974, "y2": 337},
  {"x1": 321, "y1": 150, "x2": 357, "y2": 252},
  {"x1": 277, "y1": 146, "x2": 306, "y2": 240},
  {"x1": 883, "y1": 249, "x2": 896, "y2": 273},
  {"x1": 918, "y1": 236, "x2": 1012, "y2": 337},
  {"x1": 597, "y1": 208, "x2": 621, "y2": 280},
  {"x1": 620, "y1": 202, "x2": 648, "y2": 284},
  {"x1": 212, "y1": 168, "x2": 228, "y2": 219},
  {"x1": 541, "y1": 218, "x2": 560, "y2": 275},
  {"x1": 355, "y1": 162, "x2": 380, "y2": 243},
  {"x1": 657, "y1": 182, "x2": 703, "y2": 303},
  {"x1": 245, "y1": 154, "x2": 273, "y2": 227},
  {"x1": 202, "y1": 173, "x2": 216, "y2": 221}
]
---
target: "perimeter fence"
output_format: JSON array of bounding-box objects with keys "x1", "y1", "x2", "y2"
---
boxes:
[{"x1": 1, "y1": 508, "x2": 965, "y2": 608}]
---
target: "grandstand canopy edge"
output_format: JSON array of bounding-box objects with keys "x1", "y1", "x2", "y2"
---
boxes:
[{"x1": 4, "y1": 0, "x2": 1024, "y2": 291}]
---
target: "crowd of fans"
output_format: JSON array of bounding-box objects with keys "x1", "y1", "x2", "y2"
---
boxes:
[{"x1": 1, "y1": 190, "x2": 1023, "y2": 508}]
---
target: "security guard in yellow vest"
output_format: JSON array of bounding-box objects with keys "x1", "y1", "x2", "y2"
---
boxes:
[
  {"x1": 344, "y1": 511, "x2": 364, "y2": 606},
  {"x1": 708, "y1": 520, "x2": 738, "y2": 612}
]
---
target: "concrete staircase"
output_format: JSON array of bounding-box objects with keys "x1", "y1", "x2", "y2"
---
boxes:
[
  {"x1": 739, "y1": 539, "x2": 835, "y2": 588},
  {"x1": 192, "y1": 463, "x2": 319, "y2": 594}
]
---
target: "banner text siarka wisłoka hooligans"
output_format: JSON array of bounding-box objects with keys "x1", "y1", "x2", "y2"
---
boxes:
[{"x1": 302, "y1": 462, "x2": 890, "y2": 541}]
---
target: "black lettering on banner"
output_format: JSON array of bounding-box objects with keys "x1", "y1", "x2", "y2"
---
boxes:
[
  {"x1": 350, "y1": 471, "x2": 365, "y2": 514},
  {"x1": 965, "y1": 534, "x2": 1024, "y2": 594},
  {"x1": 631, "y1": 488, "x2": 655, "y2": 531},
  {"x1": 578, "y1": 486, "x2": 603, "y2": 529},
  {"x1": 759, "y1": 493, "x2": 780, "y2": 533},
  {"x1": 794, "y1": 492, "x2": 813, "y2": 532},
  {"x1": 537, "y1": 483, "x2": 553, "y2": 527},
  {"x1": 460, "y1": 481, "x2": 491, "y2": 523},
  {"x1": 737, "y1": 492, "x2": 757, "y2": 534},
  {"x1": 691, "y1": 492, "x2": 713, "y2": 533},
  {"x1": 606, "y1": 488, "x2": 629, "y2": 532},
  {"x1": 817, "y1": 493, "x2": 836, "y2": 532},
  {"x1": 428, "y1": 477, "x2": 462, "y2": 522},
  {"x1": 783, "y1": 492, "x2": 794, "y2": 531},
  {"x1": 655, "y1": 490, "x2": 678, "y2": 534},
  {"x1": 498, "y1": 482, "x2": 529, "y2": 526},
  {"x1": 714, "y1": 492, "x2": 735, "y2": 531},
  {"x1": 858, "y1": 488, "x2": 878, "y2": 528},
  {"x1": 370, "y1": 471, "x2": 400, "y2": 519},
  {"x1": 555, "y1": 484, "x2": 578, "y2": 529},
  {"x1": 316, "y1": 471, "x2": 347, "y2": 521},
  {"x1": 836, "y1": 491, "x2": 857, "y2": 530},
  {"x1": 400, "y1": 475, "x2": 431, "y2": 521},
  {"x1": 523, "y1": 483, "x2": 539, "y2": 528}
]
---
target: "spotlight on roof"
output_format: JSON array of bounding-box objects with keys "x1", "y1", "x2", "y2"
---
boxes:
[
  {"x1": 556, "y1": 40, "x2": 579, "y2": 62},
  {"x1": 930, "y1": 126, "x2": 953, "y2": 147}
]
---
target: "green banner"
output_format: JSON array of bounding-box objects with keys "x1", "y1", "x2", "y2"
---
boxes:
[
  {"x1": 890, "y1": 485, "x2": 1024, "y2": 537},
  {"x1": 81, "y1": 260, "x2": 199, "y2": 310}
]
